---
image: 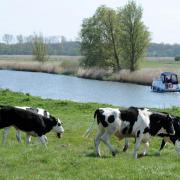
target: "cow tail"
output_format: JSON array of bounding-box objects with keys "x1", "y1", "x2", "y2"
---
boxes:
[{"x1": 83, "y1": 109, "x2": 99, "y2": 138}]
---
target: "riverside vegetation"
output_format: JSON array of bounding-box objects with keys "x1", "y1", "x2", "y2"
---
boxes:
[
  {"x1": 0, "y1": 55, "x2": 180, "y2": 85},
  {"x1": 0, "y1": 89, "x2": 179, "y2": 179}
]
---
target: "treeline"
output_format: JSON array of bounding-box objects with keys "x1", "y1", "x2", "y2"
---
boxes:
[
  {"x1": 147, "y1": 43, "x2": 180, "y2": 57},
  {"x1": 0, "y1": 37, "x2": 180, "y2": 57},
  {"x1": 0, "y1": 41, "x2": 80, "y2": 56}
]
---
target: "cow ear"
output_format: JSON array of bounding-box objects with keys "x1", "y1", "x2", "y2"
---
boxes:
[
  {"x1": 50, "y1": 115, "x2": 58, "y2": 125},
  {"x1": 166, "y1": 114, "x2": 172, "y2": 119}
]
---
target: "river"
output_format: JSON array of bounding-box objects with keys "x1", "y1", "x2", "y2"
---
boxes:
[{"x1": 0, "y1": 70, "x2": 180, "y2": 108}]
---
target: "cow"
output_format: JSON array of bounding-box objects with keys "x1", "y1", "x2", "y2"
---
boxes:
[
  {"x1": 0, "y1": 105, "x2": 64, "y2": 147},
  {"x1": 2, "y1": 106, "x2": 54, "y2": 144},
  {"x1": 156, "y1": 114, "x2": 180, "y2": 157},
  {"x1": 84, "y1": 107, "x2": 175, "y2": 158}
]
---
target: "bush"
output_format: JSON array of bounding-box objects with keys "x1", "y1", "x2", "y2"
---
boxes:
[{"x1": 175, "y1": 56, "x2": 180, "y2": 61}]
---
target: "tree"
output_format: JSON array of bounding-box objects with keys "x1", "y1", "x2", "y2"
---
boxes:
[
  {"x1": 16, "y1": 34, "x2": 24, "y2": 44},
  {"x1": 80, "y1": 6, "x2": 121, "y2": 70},
  {"x1": 32, "y1": 33, "x2": 48, "y2": 63},
  {"x1": 2, "y1": 34, "x2": 13, "y2": 44},
  {"x1": 118, "y1": 1, "x2": 150, "y2": 71}
]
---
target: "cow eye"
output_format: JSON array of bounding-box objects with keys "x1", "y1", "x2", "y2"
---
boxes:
[{"x1": 57, "y1": 123, "x2": 61, "y2": 126}]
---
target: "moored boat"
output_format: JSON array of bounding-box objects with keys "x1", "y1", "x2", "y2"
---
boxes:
[{"x1": 151, "y1": 72, "x2": 180, "y2": 92}]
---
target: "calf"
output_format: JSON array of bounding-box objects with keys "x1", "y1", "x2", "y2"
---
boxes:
[
  {"x1": 2, "y1": 106, "x2": 52, "y2": 144},
  {"x1": 85, "y1": 107, "x2": 175, "y2": 158},
  {"x1": 156, "y1": 114, "x2": 180, "y2": 157},
  {"x1": 0, "y1": 106, "x2": 64, "y2": 147}
]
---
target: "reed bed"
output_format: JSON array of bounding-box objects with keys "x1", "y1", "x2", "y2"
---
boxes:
[
  {"x1": 77, "y1": 67, "x2": 180, "y2": 85},
  {"x1": 1, "y1": 56, "x2": 180, "y2": 85},
  {"x1": 0, "y1": 58, "x2": 79, "y2": 75}
]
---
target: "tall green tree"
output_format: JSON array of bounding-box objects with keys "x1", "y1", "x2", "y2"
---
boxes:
[
  {"x1": 32, "y1": 33, "x2": 48, "y2": 63},
  {"x1": 80, "y1": 6, "x2": 121, "y2": 70},
  {"x1": 118, "y1": 1, "x2": 150, "y2": 71}
]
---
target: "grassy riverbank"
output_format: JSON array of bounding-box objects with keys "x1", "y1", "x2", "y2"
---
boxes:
[
  {"x1": 0, "y1": 89, "x2": 179, "y2": 179},
  {"x1": 0, "y1": 55, "x2": 180, "y2": 85}
]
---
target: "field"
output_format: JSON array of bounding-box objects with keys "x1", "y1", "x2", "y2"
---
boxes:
[
  {"x1": 141, "y1": 57, "x2": 180, "y2": 69},
  {"x1": 0, "y1": 89, "x2": 179, "y2": 179}
]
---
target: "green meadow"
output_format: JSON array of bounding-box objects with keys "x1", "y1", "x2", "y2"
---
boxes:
[{"x1": 0, "y1": 89, "x2": 179, "y2": 179}]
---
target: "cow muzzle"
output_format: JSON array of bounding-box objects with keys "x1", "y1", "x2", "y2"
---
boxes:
[
  {"x1": 57, "y1": 133, "x2": 63, "y2": 138},
  {"x1": 169, "y1": 130, "x2": 175, "y2": 135}
]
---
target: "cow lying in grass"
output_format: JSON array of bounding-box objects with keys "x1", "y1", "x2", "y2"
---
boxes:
[
  {"x1": 0, "y1": 105, "x2": 64, "y2": 147},
  {"x1": 2, "y1": 106, "x2": 57, "y2": 144},
  {"x1": 85, "y1": 107, "x2": 175, "y2": 158}
]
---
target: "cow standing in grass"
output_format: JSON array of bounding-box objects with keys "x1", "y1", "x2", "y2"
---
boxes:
[
  {"x1": 2, "y1": 106, "x2": 52, "y2": 144},
  {"x1": 85, "y1": 107, "x2": 175, "y2": 158},
  {"x1": 156, "y1": 114, "x2": 180, "y2": 157},
  {"x1": 0, "y1": 106, "x2": 64, "y2": 147}
]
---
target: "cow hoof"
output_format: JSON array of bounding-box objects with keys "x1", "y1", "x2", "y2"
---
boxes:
[
  {"x1": 141, "y1": 152, "x2": 146, "y2": 156},
  {"x1": 155, "y1": 151, "x2": 161, "y2": 156},
  {"x1": 96, "y1": 153, "x2": 101, "y2": 157},
  {"x1": 123, "y1": 145, "x2": 128, "y2": 152},
  {"x1": 133, "y1": 153, "x2": 138, "y2": 159},
  {"x1": 112, "y1": 151, "x2": 116, "y2": 157}
]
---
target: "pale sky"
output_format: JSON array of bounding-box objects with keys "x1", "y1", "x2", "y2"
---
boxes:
[{"x1": 0, "y1": 0, "x2": 180, "y2": 44}]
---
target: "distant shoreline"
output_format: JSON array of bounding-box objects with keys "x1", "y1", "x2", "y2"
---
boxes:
[{"x1": 0, "y1": 55, "x2": 179, "y2": 86}]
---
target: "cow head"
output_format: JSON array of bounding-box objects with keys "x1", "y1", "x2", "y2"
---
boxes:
[
  {"x1": 162, "y1": 114, "x2": 175, "y2": 135},
  {"x1": 51, "y1": 116, "x2": 64, "y2": 138},
  {"x1": 150, "y1": 113, "x2": 175, "y2": 136}
]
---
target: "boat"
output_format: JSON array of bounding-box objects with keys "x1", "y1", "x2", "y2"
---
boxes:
[{"x1": 151, "y1": 72, "x2": 180, "y2": 92}]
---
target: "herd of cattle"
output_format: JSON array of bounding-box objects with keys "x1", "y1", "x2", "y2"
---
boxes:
[
  {"x1": 0, "y1": 105, "x2": 180, "y2": 158},
  {"x1": 85, "y1": 106, "x2": 180, "y2": 158}
]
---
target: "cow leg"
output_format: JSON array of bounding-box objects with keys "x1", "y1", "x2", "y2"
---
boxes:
[
  {"x1": 100, "y1": 132, "x2": 116, "y2": 157},
  {"x1": 156, "y1": 139, "x2": 166, "y2": 156},
  {"x1": 26, "y1": 134, "x2": 31, "y2": 144},
  {"x1": 175, "y1": 140, "x2": 180, "y2": 157},
  {"x1": 123, "y1": 138, "x2": 129, "y2": 152},
  {"x1": 44, "y1": 135, "x2": 48, "y2": 143},
  {"x1": 94, "y1": 129, "x2": 105, "y2": 157},
  {"x1": 142, "y1": 141, "x2": 149, "y2": 156},
  {"x1": 16, "y1": 129, "x2": 22, "y2": 143},
  {"x1": 133, "y1": 135, "x2": 143, "y2": 158},
  {"x1": 2, "y1": 127, "x2": 10, "y2": 144},
  {"x1": 39, "y1": 135, "x2": 47, "y2": 148}
]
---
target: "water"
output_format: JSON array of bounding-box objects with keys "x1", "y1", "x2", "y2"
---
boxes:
[{"x1": 0, "y1": 70, "x2": 180, "y2": 108}]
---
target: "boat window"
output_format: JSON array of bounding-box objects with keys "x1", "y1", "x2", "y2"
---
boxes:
[
  {"x1": 171, "y1": 75, "x2": 178, "y2": 84},
  {"x1": 160, "y1": 75, "x2": 165, "y2": 83}
]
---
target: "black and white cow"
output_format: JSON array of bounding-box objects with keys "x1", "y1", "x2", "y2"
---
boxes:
[
  {"x1": 85, "y1": 107, "x2": 175, "y2": 158},
  {"x1": 156, "y1": 114, "x2": 180, "y2": 157},
  {"x1": 122, "y1": 111, "x2": 179, "y2": 156},
  {"x1": 2, "y1": 106, "x2": 55, "y2": 144},
  {"x1": 0, "y1": 106, "x2": 64, "y2": 147}
]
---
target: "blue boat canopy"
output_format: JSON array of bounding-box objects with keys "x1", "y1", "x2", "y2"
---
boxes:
[
  {"x1": 160, "y1": 72, "x2": 177, "y2": 76},
  {"x1": 160, "y1": 72, "x2": 178, "y2": 84}
]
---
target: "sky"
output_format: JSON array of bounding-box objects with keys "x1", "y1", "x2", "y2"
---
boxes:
[{"x1": 0, "y1": 0, "x2": 180, "y2": 44}]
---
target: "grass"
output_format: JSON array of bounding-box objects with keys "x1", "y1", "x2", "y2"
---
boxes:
[
  {"x1": 0, "y1": 89, "x2": 180, "y2": 179},
  {"x1": 141, "y1": 58, "x2": 180, "y2": 69}
]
